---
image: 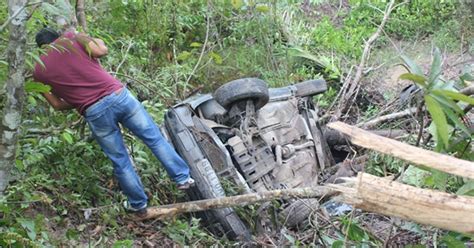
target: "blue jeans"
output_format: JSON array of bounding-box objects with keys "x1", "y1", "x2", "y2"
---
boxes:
[{"x1": 84, "y1": 88, "x2": 190, "y2": 209}]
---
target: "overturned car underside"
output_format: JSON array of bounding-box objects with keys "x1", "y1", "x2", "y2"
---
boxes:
[{"x1": 162, "y1": 78, "x2": 334, "y2": 239}]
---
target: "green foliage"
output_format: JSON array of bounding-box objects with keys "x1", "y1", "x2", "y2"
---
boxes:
[
  {"x1": 441, "y1": 232, "x2": 474, "y2": 247},
  {"x1": 112, "y1": 239, "x2": 133, "y2": 248},
  {"x1": 400, "y1": 48, "x2": 473, "y2": 150},
  {"x1": 349, "y1": 0, "x2": 459, "y2": 39},
  {"x1": 366, "y1": 152, "x2": 405, "y2": 177},
  {"x1": 396, "y1": 48, "x2": 474, "y2": 192},
  {"x1": 287, "y1": 46, "x2": 341, "y2": 80},
  {"x1": 163, "y1": 218, "x2": 218, "y2": 246},
  {"x1": 311, "y1": 17, "x2": 374, "y2": 60},
  {"x1": 319, "y1": 215, "x2": 380, "y2": 247},
  {"x1": 24, "y1": 82, "x2": 51, "y2": 93}
]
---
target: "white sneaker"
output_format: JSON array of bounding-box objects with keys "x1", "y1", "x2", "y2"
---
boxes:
[{"x1": 177, "y1": 178, "x2": 195, "y2": 190}]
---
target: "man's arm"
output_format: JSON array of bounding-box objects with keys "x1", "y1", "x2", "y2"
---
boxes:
[
  {"x1": 75, "y1": 33, "x2": 108, "y2": 58},
  {"x1": 42, "y1": 92, "x2": 74, "y2": 111}
]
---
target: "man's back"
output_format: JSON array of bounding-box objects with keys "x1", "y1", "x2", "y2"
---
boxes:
[{"x1": 33, "y1": 32, "x2": 122, "y2": 114}]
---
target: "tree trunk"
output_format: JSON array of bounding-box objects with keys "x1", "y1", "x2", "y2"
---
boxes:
[
  {"x1": 334, "y1": 173, "x2": 474, "y2": 234},
  {"x1": 75, "y1": 0, "x2": 87, "y2": 32},
  {"x1": 327, "y1": 121, "x2": 474, "y2": 179},
  {"x1": 324, "y1": 128, "x2": 406, "y2": 146},
  {"x1": 0, "y1": 0, "x2": 28, "y2": 194}
]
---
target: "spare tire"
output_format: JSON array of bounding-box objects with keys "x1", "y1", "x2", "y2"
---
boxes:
[{"x1": 213, "y1": 78, "x2": 269, "y2": 110}]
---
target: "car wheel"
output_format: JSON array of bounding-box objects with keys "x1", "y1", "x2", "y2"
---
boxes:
[
  {"x1": 213, "y1": 78, "x2": 269, "y2": 110},
  {"x1": 187, "y1": 159, "x2": 250, "y2": 240},
  {"x1": 280, "y1": 198, "x2": 320, "y2": 227},
  {"x1": 164, "y1": 107, "x2": 251, "y2": 240}
]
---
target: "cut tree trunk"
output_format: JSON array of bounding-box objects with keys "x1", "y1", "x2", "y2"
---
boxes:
[
  {"x1": 334, "y1": 173, "x2": 474, "y2": 234},
  {"x1": 0, "y1": 0, "x2": 28, "y2": 194},
  {"x1": 324, "y1": 128, "x2": 406, "y2": 146},
  {"x1": 327, "y1": 121, "x2": 474, "y2": 179}
]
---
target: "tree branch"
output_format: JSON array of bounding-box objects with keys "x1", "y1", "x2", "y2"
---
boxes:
[
  {"x1": 182, "y1": 1, "x2": 211, "y2": 97},
  {"x1": 357, "y1": 107, "x2": 417, "y2": 129},
  {"x1": 334, "y1": 0, "x2": 399, "y2": 120},
  {"x1": 0, "y1": 1, "x2": 42, "y2": 33},
  {"x1": 141, "y1": 186, "x2": 338, "y2": 220}
]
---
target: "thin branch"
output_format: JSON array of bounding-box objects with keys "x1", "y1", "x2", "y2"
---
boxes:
[
  {"x1": 357, "y1": 107, "x2": 418, "y2": 129},
  {"x1": 111, "y1": 72, "x2": 160, "y2": 95},
  {"x1": 1, "y1": 199, "x2": 42, "y2": 204},
  {"x1": 114, "y1": 41, "x2": 134, "y2": 74},
  {"x1": 183, "y1": 1, "x2": 211, "y2": 94},
  {"x1": 335, "y1": 0, "x2": 399, "y2": 120},
  {"x1": 141, "y1": 186, "x2": 339, "y2": 220},
  {"x1": 0, "y1": 1, "x2": 42, "y2": 33}
]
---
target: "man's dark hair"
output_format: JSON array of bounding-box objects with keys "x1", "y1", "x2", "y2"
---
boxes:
[{"x1": 35, "y1": 28, "x2": 60, "y2": 47}]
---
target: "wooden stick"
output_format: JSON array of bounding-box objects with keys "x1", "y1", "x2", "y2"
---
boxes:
[
  {"x1": 357, "y1": 107, "x2": 417, "y2": 129},
  {"x1": 141, "y1": 186, "x2": 338, "y2": 220},
  {"x1": 336, "y1": 173, "x2": 474, "y2": 234},
  {"x1": 327, "y1": 121, "x2": 474, "y2": 179},
  {"x1": 335, "y1": 0, "x2": 397, "y2": 119}
]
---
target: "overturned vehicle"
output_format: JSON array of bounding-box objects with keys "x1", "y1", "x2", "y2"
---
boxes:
[{"x1": 161, "y1": 78, "x2": 335, "y2": 239}]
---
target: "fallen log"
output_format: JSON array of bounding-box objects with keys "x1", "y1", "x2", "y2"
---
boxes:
[
  {"x1": 140, "y1": 173, "x2": 474, "y2": 234},
  {"x1": 324, "y1": 128, "x2": 406, "y2": 146},
  {"x1": 327, "y1": 121, "x2": 474, "y2": 179},
  {"x1": 334, "y1": 173, "x2": 474, "y2": 234}
]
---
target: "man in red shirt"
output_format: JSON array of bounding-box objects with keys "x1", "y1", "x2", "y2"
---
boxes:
[{"x1": 33, "y1": 28, "x2": 194, "y2": 217}]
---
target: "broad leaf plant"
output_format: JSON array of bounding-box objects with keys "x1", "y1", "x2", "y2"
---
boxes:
[{"x1": 400, "y1": 47, "x2": 474, "y2": 152}]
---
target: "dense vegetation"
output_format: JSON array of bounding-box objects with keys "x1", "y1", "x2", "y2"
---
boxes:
[{"x1": 0, "y1": 0, "x2": 473, "y2": 246}]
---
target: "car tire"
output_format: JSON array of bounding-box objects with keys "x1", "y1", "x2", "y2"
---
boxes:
[
  {"x1": 280, "y1": 198, "x2": 320, "y2": 227},
  {"x1": 164, "y1": 107, "x2": 251, "y2": 240},
  {"x1": 213, "y1": 78, "x2": 269, "y2": 110},
  {"x1": 186, "y1": 159, "x2": 250, "y2": 240}
]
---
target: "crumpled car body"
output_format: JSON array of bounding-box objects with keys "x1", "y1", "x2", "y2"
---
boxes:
[{"x1": 161, "y1": 78, "x2": 334, "y2": 239}]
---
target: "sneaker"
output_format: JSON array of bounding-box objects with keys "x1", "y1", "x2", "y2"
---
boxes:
[
  {"x1": 123, "y1": 201, "x2": 149, "y2": 219},
  {"x1": 177, "y1": 178, "x2": 195, "y2": 190}
]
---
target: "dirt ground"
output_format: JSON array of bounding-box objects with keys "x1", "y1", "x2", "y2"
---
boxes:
[{"x1": 367, "y1": 39, "x2": 473, "y2": 100}]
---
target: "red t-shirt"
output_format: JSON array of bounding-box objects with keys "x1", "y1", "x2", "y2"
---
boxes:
[{"x1": 33, "y1": 32, "x2": 122, "y2": 115}]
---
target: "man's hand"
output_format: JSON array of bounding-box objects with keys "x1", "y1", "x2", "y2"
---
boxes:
[
  {"x1": 42, "y1": 92, "x2": 74, "y2": 111},
  {"x1": 75, "y1": 33, "x2": 108, "y2": 58}
]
